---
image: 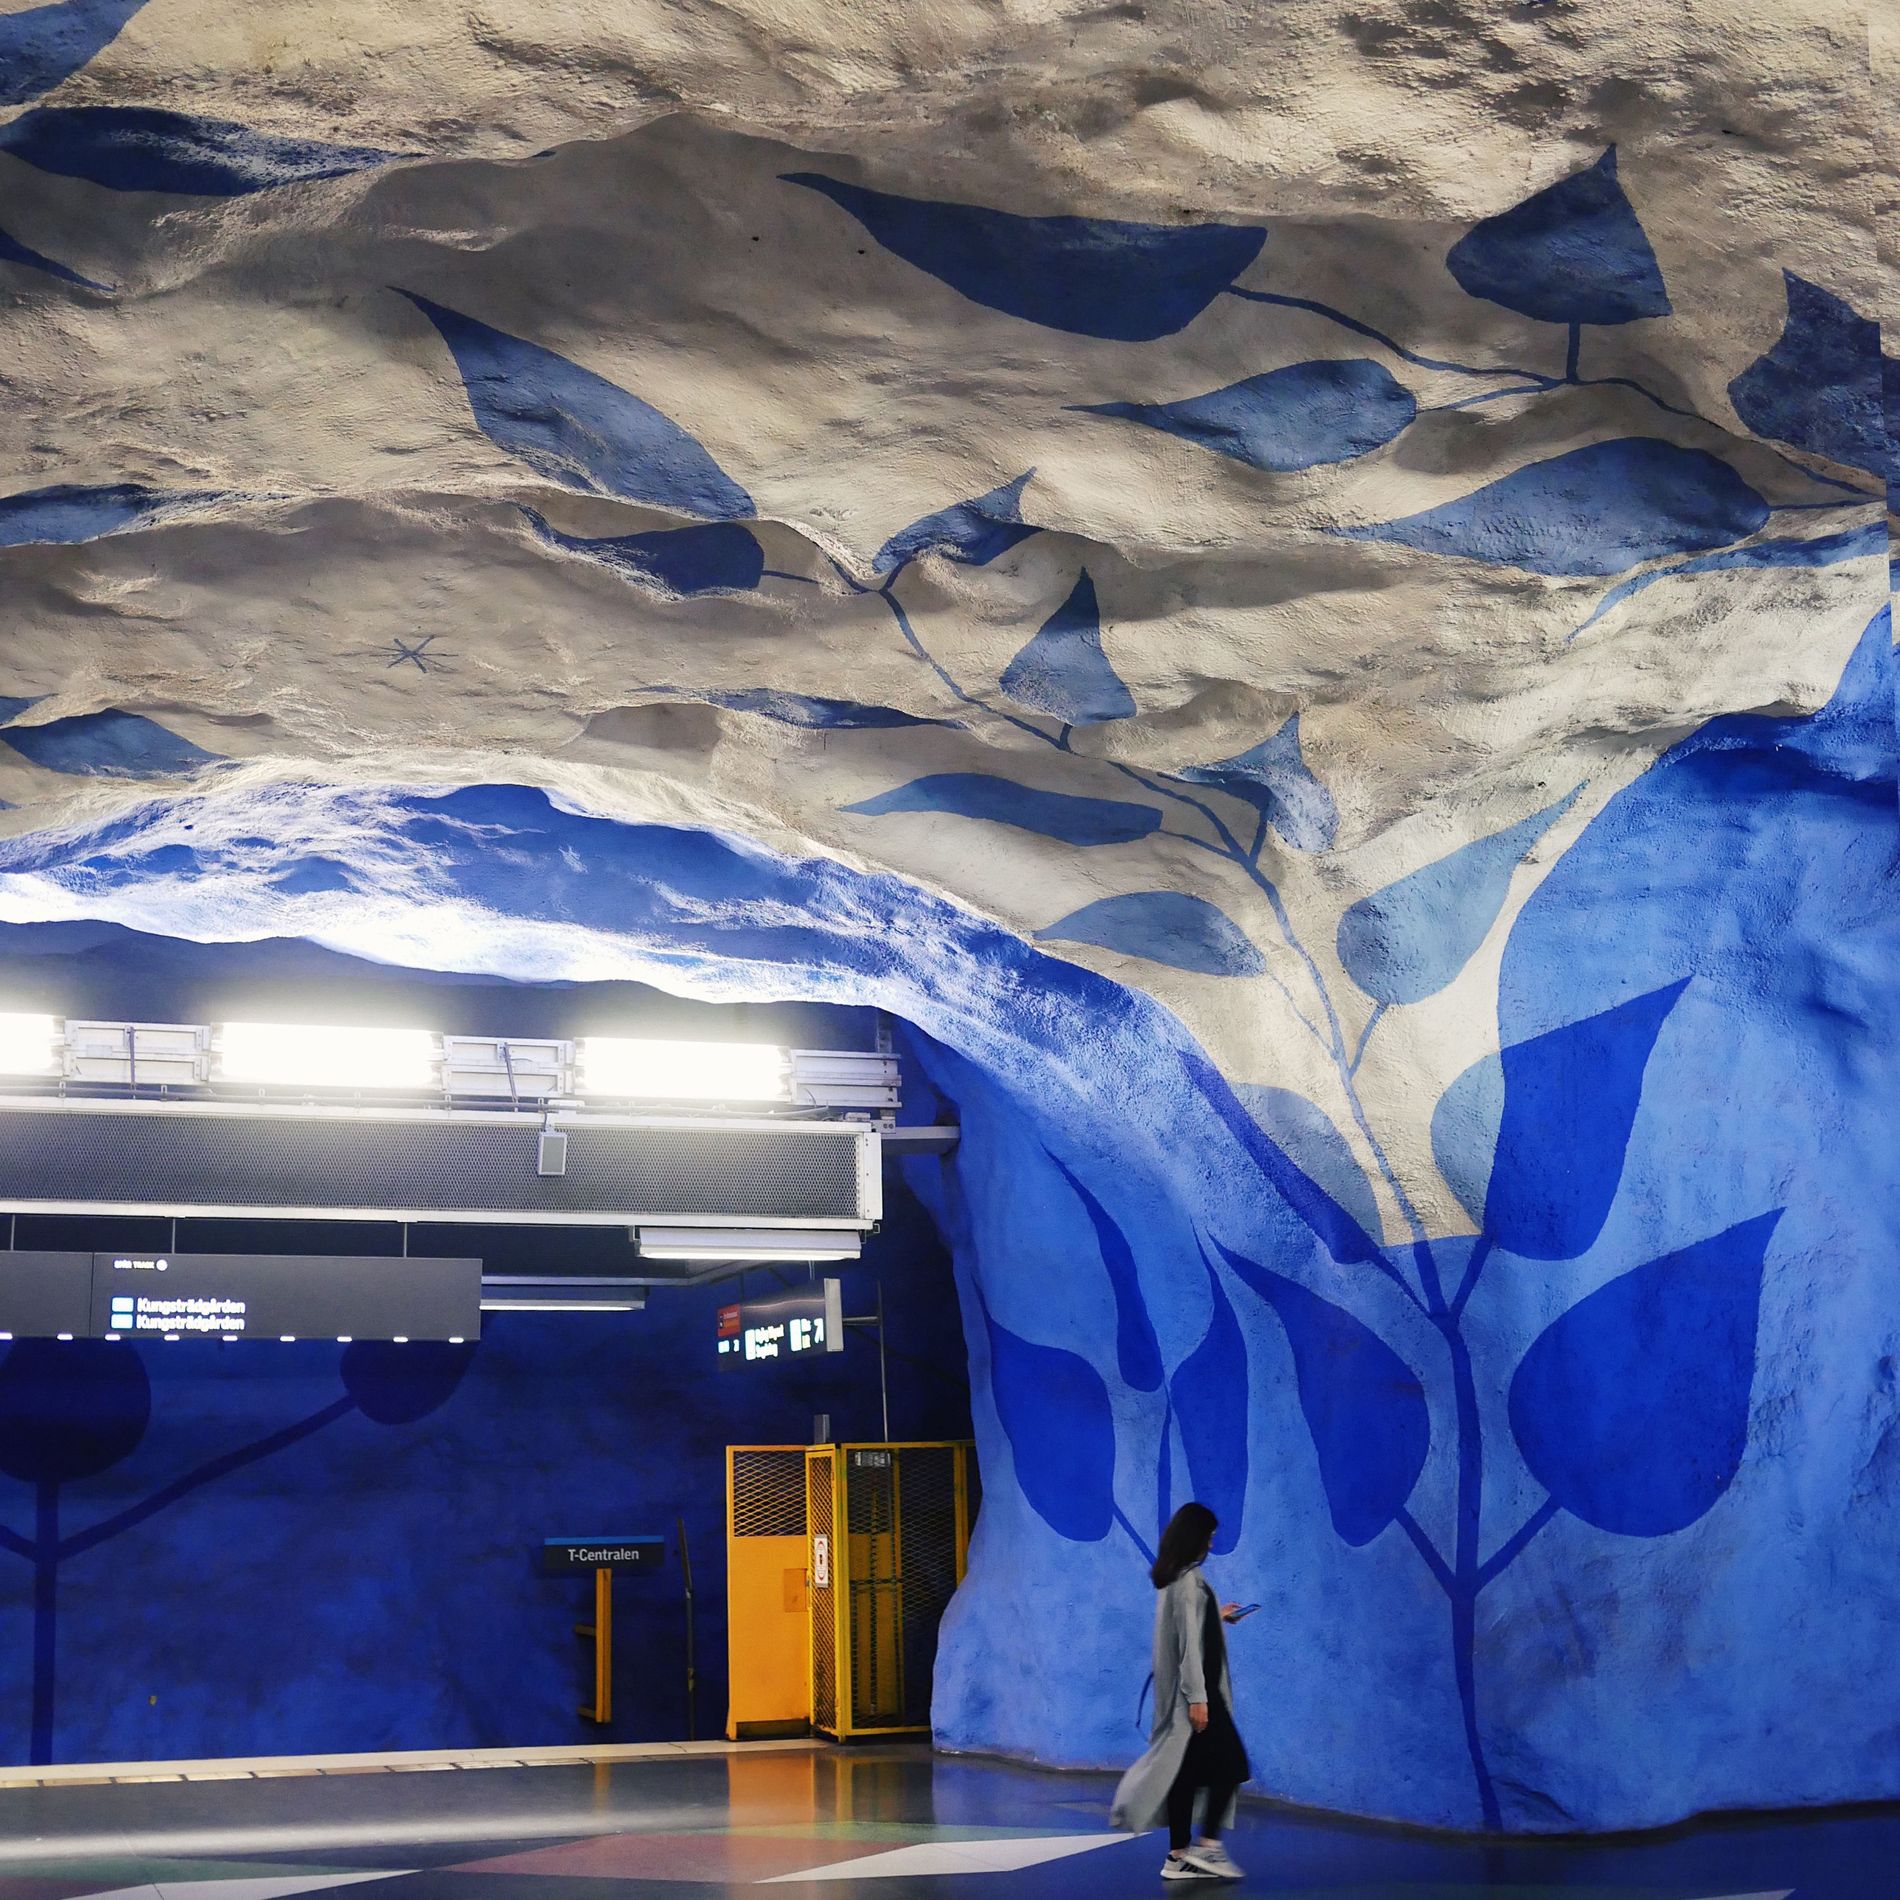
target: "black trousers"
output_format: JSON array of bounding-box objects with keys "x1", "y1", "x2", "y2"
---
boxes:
[{"x1": 1166, "y1": 1766, "x2": 1238, "y2": 1849}]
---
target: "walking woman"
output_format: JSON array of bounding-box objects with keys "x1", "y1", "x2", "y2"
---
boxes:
[{"x1": 1111, "y1": 1502, "x2": 1252, "y2": 1881}]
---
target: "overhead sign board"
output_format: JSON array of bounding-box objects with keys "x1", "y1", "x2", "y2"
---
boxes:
[
  {"x1": 716, "y1": 1278, "x2": 844, "y2": 1367},
  {"x1": 0, "y1": 1252, "x2": 95, "y2": 1338},
  {"x1": 541, "y1": 1536, "x2": 665, "y2": 1575}
]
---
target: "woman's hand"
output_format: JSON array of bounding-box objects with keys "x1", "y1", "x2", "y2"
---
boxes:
[
  {"x1": 1220, "y1": 1602, "x2": 1245, "y2": 1624},
  {"x1": 1187, "y1": 1701, "x2": 1210, "y2": 1732}
]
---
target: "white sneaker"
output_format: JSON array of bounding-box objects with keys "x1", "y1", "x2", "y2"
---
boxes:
[
  {"x1": 1160, "y1": 1850, "x2": 1204, "y2": 1880},
  {"x1": 1180, "y1": 1839, "x2": 1243, "y2": 1880}
]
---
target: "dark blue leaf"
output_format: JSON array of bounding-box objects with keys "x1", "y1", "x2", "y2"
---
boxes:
[
  {"x1": 1049, "y1": 1155, "x2": 1162, "y2": 1392},
  {"x1": 0, "y1": 222, "x2": 108, "y2": 290},
  {"x1": 1213, "y1": 1237, "x2": 1428, "y2": 1547},
  {"x1": 689, "y1": 689, "x2": 946, "y2": 731},
  {"x1": 401, "y1": 292, "x2": 753, "y2": 519},
  {"x1": 522, "y1": 508, "x2": 762, "y2": 597},
  {"x1": 0, "y1": 1339, "x2": 148, "y2": 1483},
  {"x1": 979, "y1": 1292, "x2": 1116, "y2": 1542},
  {"x1": 873, "y1": 470, "x2": 1038, "y2": 575},
  {"x1": 1446, "y1": 147, "x2": 1670, "y2": 326},
  {"x1": 342, "y1": 1339, "x2": 476, "y2": 1425},
  {"x1": 1171, "y1": 1251, "x2": 1248, "y2": 1551},
  {"x1": 1177, "y1": 713, "x2": 1337, "y2": 851},
  {"x1": 1039, "y1": 892, "x2": 1263, "y2": 977},
  {"x1": 0, "y1": 483, "x2": 214, "y2": 548},
  {"x1": 845, "y1": 773, "x2": 1161, "y2": 846},
  {"x1": 0, "y1": 0, "x2": 149, "y2": 110},
  {"x1": 1183, "y1": 1047, "x2": 1386, "y2": 1268},
  {"x1": 1075, "y1": 359, "x2": 1416, "y2": 474},
  {"x1": 1429, "y1": 1052, "x2": 1503, "y2": 1225},
  {"x1": 1336, "y1": 789, "x2": 1580, "y2": 1006},
  {"x1": 1000, "y1": 571, "x2": 1134, "y2": 724},
  {"x1": 0, "y1": 106, "x2": 399, "y2": 195},
  {"x1": 783, "y1": 173, "x2": 1265, "y2": 341},
  {"x1": 1234, "y1": 1084, "x2": 1382, "y2": 1245},
  {"x1": 0, "y1": 710, "x2": 223, "y2": 777},
  {"x1": 0, "y1": 696, "x2": 42, "y2": 723},
  {"x1": 1508, "y1": 1212, "x2": 1778, "y2": 1535},
  {"x1": 1485, "y1": 980, "x2": 1690, "y2": 1260},
  {"x1": 1727, "y1": 273, "x2": 1884, "y2": 477},
  {"x1": 1335, "y1": 439, "x2": 1769, "y2": 577}
]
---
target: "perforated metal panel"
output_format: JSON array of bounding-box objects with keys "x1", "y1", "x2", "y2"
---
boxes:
[
  {"x1": 731, "y1": 1450, "x2": 808, "y2": 1538},
  {"x1": 807, "y1": 1451, "x2": 838, "y2": 1733}
]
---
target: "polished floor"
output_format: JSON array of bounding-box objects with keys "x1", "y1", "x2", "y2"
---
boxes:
[{"x1": 0, "y1": 1744, "x2": 1890, "y2": 1899}]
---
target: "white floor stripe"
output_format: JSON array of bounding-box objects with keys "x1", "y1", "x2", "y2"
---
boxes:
[{"x1": 761, "y1": 1833, "x2": 1127, "y2": 1882}]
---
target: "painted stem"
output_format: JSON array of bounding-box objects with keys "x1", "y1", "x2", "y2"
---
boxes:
[
  {"x1": 1437, "y1": 1309, "x2": 1500, "y2": 1827},
  {"x1": 30, "y1": 1482, "x2": 56, "y2": 1766}
]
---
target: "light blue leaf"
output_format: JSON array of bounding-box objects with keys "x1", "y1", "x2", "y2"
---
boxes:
[
  {"x1": 0, "y1": 106, "x2": 399, "y2": 195},
  {"x1": 1485, "y1": 980, "x2": 1690, "y2": 1260},
  {"x1": 1234, "y1": 1084, "x2": 1382, "y2": 1245},
  {"x1": 1446, "y1": 147, "x2": 1670, "y2": 327},
  {"x1": 0, "y1": 710, "x2": 222, "y2": 777},
  {"x1": 1171, "y1": 1250, "x2": 1248, "y2": 1552},
  {"x1": 846, "y1": 773, "x2": 1161, "y2": 846},
  {"x1": 0, "y1": 223, "x2": 108, "y2": 291},
  {"x1": 1038, "y1": 893, "x2": 1264, "y2": 978},
  {"x1": 689, "y1": 689, "x2": 947, "y2": 731},
  {"x1": 1429, "y1": 1053, "x2": 1503, "y2": 1225},
  {"x1": 401, "y1": 293, "x2": 753, "y2": 519},
  {"x1": 0, "y1": 0, "x2": 149, "y2": 110},
  {"x1": 1177, "y1": 713, "x2": 1337, "y2": 851},
  {"x1": 1075, "y1": 359, "x2": 1416, "y2": 474},
  {"x1": 1213, "y1": 1237, "x2": 1428, "y2": 1547},
  {"x1": 522, "y1": 508, "x2": 762, "y2": 597},
  {"x1": 1333, "y1": 439, "x2": 1770, "y2": 577},
  {"x1": 783, "y1": 173, "x2": 1265, "y2": 341},
  {"x1": 1509, "y1": 1212, "x2": 1778, "y2": 1535},
  {"x1": 0, "y1": 483, "x2": 217, "y2": 548},
  {"x1": 1000, "y1": 572, "x2": 1134, "y2": 724},
  {"x1": 1049, "y1": 1155, "x2": 1162, "y2": 1393},
  {"x1": 0, "y1": 697, "x2": 43, "y2": 724},
  {"x1": 1727, "y1": 273, "x2": 1884, "y2": 477},
  {"x1": 1336, "y1": 789, "x2": 1581, "y2": 1006},
  {"x1": 874, "y1": 470, "x2": 1038, "y2": 575}
]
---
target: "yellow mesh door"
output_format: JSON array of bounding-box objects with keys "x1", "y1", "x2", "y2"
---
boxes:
[
  {"x1": 806, "y1": 1448, "x2": 839, "y2": 1736},
  {"x1": 726, "y1": 1448, "x2": 810, "y2": 1739},
  {"x1": 893, "y1": 1445, "x2": 962, "y2": 1729},
  {"x1": 845, "y1": 1448, "x2": 904, "y2": 1727}
]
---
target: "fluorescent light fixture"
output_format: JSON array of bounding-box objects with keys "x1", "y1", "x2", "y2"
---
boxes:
[
  {"x1": 481, "y1": 1276, "x2": 647, "y2": 1314},
  {"x1": 576, "y1": 1036, "x2": 788, "y2": 1103},
  {"x1": 217, "y1": 1022, "x2": 437, "y2": 1091},
  {"x1": 55, "y1": 1333, "x2": 73, "y2": 1342},
  {"x1": 0, "y1": 1012, "x2": 60, "y2": 1077},
  {"x1": 636, "y1": 1225, "x2": 862, "y2": 1264}
]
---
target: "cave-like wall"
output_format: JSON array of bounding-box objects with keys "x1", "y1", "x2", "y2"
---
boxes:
[{"x1": 0, "y1": 0, "x2": 1893, "y2": 1834}]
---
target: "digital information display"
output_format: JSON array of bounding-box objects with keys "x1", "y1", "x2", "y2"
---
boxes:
[
  {"x1": 716, "y1": 1278, "x2": 844, "y2": 1366},
  {"x1": 1, "y1": 1252, "x2": 481, "y2": 1342}
]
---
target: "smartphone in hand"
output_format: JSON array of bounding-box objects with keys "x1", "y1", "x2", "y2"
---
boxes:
[{"x1": 1229, "y1": 1603, "x2": 1261, "y2": 1620}]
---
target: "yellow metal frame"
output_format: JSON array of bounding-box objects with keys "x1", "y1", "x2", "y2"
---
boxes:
[
  {"x1": 725, "y1": 1445, "x2": 817, "y2": 1740},
  {"x1": 576, "y1": 1566, "x2": 612, "y2": 1724}
]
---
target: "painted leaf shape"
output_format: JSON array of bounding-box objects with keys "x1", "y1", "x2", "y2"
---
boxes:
[
  {"x1": 1177, "y1": 713, "x2": 1338, "y2": 851},
  {"x1": 1050, "y1": 1154, "x2": 1162, "y2": 1392},
  {"x1": 1484, "y1": 979, "x2": 1690, "y2": 1260},
  {"x1": 0, "y1": 710, "x2": 223, "y2": 777},
  {"x1": 783, "y1": 173, "x2": 1265, "y2": 342},
  {"x1": 1509, "y1": 1212, "x2": 1778, "y2": 1535},
  {"x1": 0, "y1": 697, "x2": 42, "y2": 724},
  {"x1": 0, "y1": 483, "x2": 214, "y2": 548},
  {"x1": 1727, "y1": 273, "x2": 1885, "y2": 477},
  {"x1": 1429, "y1": 1052, "x2": 1503, "y2": 1225},
  {"x1": 846, "y1": 773, "x2": 1161, "y2": 846},
  {"x1": 1039, "y1": 893, "x2": 1264, "y2": 978},
  {"x1": 1000, "y1": 572, "x2": 1134, "y2": 724},
  {"x1": 0, "y1": 222, "x2": 108, "y2": 290},
  {"x1": 401, "y1": 293, "x2": 753, "y2": 520},
  {"x1": 0, "y1": 0, "x2": 149, "y2": 110},
  {"x1": 979, "y1": 1293, "x2": 1116, "y2": 1542},
  {"x1": 1336, "y1": 789, "x2": 1580, "y2": 1006},
  {"x1": 1334, "y1": 439, "x2": 1769, "y2": 577},
  {"x1": 1076, "y1": 359, "x2": 1416, "y2": 474},
  {"x1": 0, "y1": 1339, "x2": 149, "y2": 1482},
  {"x1": 1170, "y1": 1253, "x2": 1248, "y2": 1552},
  {"x1": 0, "y1": 106, "x2": 398, "y2": 195},
  {"x1": 1183, "y1": 1047, "x2": 1386, "y2": 1268},
  {"x1": 1446, "y1": 147, "x2": 1670, "y2": 326},
  {"x1": 691, "y1": 689, "x2": 946, "y2": 731},
  {"x1": 1234, "y1": 1084, "x2": 1382, "y2": 1246},
  {"x1": 523, "y1": 508, "x2": 762, "y2": 597},
  {"x1": 1212, "y1": 1237, "x2": 1428, "y2": 1547},
  {"x1": 874, "y1": 470, "x2": 1038, "y2": 575}
]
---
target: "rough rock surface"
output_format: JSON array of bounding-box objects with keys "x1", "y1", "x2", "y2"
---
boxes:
[{"x1": 0, "y1": 0, "x2": 1893, "y2": 1831}]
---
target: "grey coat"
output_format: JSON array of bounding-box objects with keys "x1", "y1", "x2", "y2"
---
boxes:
[{"x1": 1109, "y1": 1566, "x2": 1239, "y2": 1833}]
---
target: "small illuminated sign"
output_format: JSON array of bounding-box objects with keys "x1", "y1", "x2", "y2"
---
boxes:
[{"x1": 716, "y1": 1279, "x2": 845, "y2": 1367}]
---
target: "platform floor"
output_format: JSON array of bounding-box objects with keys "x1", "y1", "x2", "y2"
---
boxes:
[{"x1": 0, "y1": 1743, "x2": 1890, "y2": 1898}]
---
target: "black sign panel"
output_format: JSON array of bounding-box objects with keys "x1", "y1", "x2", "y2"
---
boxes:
[
  {"x1": 0, "y1": 1252, "x2": 94, "y2": 1338},
  {"x1": 541, "y1": 1536, "x2": 665, "y2": 1575},
  {"x1": 716, "y1": 1278, "x2": 844, "y2": 1367}
]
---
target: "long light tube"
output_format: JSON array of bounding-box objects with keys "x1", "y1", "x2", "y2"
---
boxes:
[
  {"x1": 577, "y1": 1037, "x2": 789, "y2": 1103},
  {"x1": 0, "y1": 1012, "x2": 60, "y2": 1077},
  {"x1": 216, "y1": 1022, "x2": 437, "y2": 1090},
  {"x1": 636, "y1": 1225, "x2": 862, "y2": 1263}
]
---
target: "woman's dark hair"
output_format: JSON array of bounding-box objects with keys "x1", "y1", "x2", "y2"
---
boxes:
[{"x1": 1151, "y1": 1502, "x2": 1218, "y2": 1587}]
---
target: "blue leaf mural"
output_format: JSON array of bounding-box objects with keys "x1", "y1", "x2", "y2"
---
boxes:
[
  {"x1": 846, "y1": 773, "x2": 1161, "y2": 846},
  {"x1": 0, "y1": 483, "x2": 212, "y2": 549},
  {"x1": 400, "y1": 293, "x2": 753, "y2": 519},
  {"x1": 1336, "y1": 789, "x2": 1580, "y2": 1006},
  {"x1": 1171, "y1": 1254, "x2": 1248, "y2": 1552},
  {"x1": 1212, "y1": 1238, "x2": 1428, "y2": 1548},
  {"x1": 1429, "y1": 1052, "x2": 1503, "y2": 1225},
  {"x1": 688, "y1": 689, "x2": 947, "y2": 731},
  {"x1": 978, "y1": 1294, "x2": 1116, "y2": 1543},
  {"x1": 1000, "y1": 572, "x2": 1134, "y2": 724},
  {"x1": 874, "y1": 471, "x2": 1038, "y2": 575},
  {"x1": 1038, "y1": 892, "x2": 1264, "y2": 978},
  {"x1": 1508, "y1": 1212, "x2": 1778, "y2": 1536},
  {"x1": 0, "y1": 106, "x2": 399, "y2": 196},
  {"x1": 1177, "y1": 713, "x2": 1338, "y2": 851},
  {"x1": 0, "y1": 0, "x2": 149, "y2": 111},
  {"x1": 1075, "y1": 359, "x2": 1416, "y2": 474},
  {"x1": 0, "y1": 223, "x2": 108, "y2": 291},
  {"x1": 522, "y1": 509, "x2": 763, "y2": 597},
  {"x1": 1727, "y1": 273, "x2": 1885, "y2": 477},
  {"x1": 1235, "y1": 1084, "x2": 1383, "y2": 1246},
  {"x1": 782, "y1": 173, "x2": 1265, "y2": 341},
  {"x1": 0, "y1": 697, "x2": 42, "y2": 723},
  {"x1": 1484, "y1": 979, "x2": 1690, "y2": 1261},
  {"x1": 1049, "y1": 1155, "x2": 1162, "y2": 1392},
  {"x1": 1445, "y1": 147, "x2": 1670, "y2": 327},
  {"x1": 0, "y1": 710, "x2": 222, "y2": 777}
]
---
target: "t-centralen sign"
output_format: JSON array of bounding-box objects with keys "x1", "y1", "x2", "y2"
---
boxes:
[{"x1": 716, "y1": 1278, "x2": 845, "y2": 1366}]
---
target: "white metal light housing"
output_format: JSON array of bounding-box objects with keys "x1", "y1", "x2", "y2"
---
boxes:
[
  {"x1": 215, "y1": 1022, "x2": 438, "y2": 1091},
  {"x1": 577, "y1": 1037, "x2": 789, "y2": 1103},
  {"x1": 636, "y1": 1225, "x2": 863, "y2": 1264},
  {"x1": 0, "y1": 1013, "x2": 60, "y2": 1078}
]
